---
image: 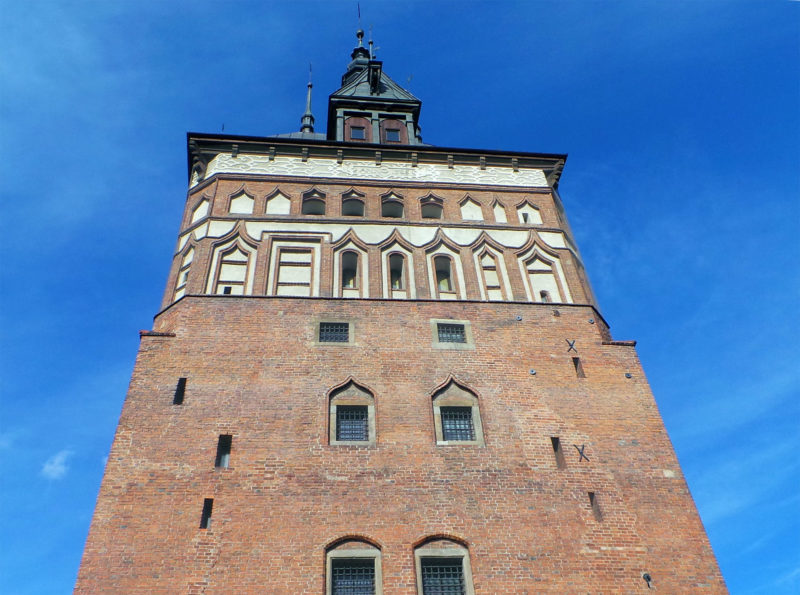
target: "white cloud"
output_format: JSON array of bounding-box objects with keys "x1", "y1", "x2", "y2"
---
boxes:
[{"x1": 41, "y1": 449, "x2": 74, "y2": 480}]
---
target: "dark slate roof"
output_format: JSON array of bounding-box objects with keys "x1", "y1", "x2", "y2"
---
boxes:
[{"x1": 331, "y1": 67, "x2": 420, "y2": 103}]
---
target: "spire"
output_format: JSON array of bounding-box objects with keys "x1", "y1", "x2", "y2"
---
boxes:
[{"x1": 300, "y1": 65, "x2": 315, "y2": 133}]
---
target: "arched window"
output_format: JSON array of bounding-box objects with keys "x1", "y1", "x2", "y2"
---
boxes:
[
  {"x1": 329, "y1": 381, "x2": 376, "y2": 445},
  {"x1": 326, "y1": 538, "x2": 383, "y2": 595},
  {"x1": 341, "y1": 251, "x2": 359, "y2": 290},
  {"x1": 382, "y1": 198, "x2": 404, "y2": 218},
  {"x1": 431, "y1": 380, "x2": 484, "y2": 446},
  {"x1": 174, "y1": 247, "x2": 194, "y2": 300},
  {"x1": 414, "y1": 538, "x2": 475, "y2": 595},
  {"x1": 342, "y1": 197, "x2": 365, "y2": 216},
  {"x1": 389, "y1": 253, "x2": 405, "y2": 291},
  {"x1": 421, "y1": 203, "x2": 442, "y2": 219},
  {"x1": 302, "y1": 197, "x2": 326, "y2": 215},
  {"x1": 434, "y1": 256, "x2": 454, "y2": 294}
]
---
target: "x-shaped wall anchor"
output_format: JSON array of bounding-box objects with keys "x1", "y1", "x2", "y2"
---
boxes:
[
  {"x1": 574, "y1": 444, "x2": 589, "y2": 462},
  {"x1": 566, "y1": 339, "x2": 577, "y2": 352}
]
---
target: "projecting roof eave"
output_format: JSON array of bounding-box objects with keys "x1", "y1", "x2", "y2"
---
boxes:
[{"x1": 186, "y1": 131, "x2": 568, "y2": 186}]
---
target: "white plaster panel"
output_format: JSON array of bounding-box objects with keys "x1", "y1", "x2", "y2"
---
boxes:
[
  {"x1": 191, "y1": 199, "x2": 209, "y2": 224},
  {"x1": 265, "y1": 192, "x2": 291, "y2": 215},
  {"x1": 493, "y1": 203, "x2": 507, "y2": 223},
  {"x1": 538, "y1": 231, "x2": 567, "y2": 249},
  {"x1": 460, "y1": 199, "x2": 484, "y2": 221},
  {"x1": 193, "y1": 222, "x2": 209, "y2": 240},
  {"x1": 442, "y1": 228, "x2": 482, "y2": 246},
  {"x1": 229, "y1": 192, "x2": 254, "y2": 214},
  {"x1": 199, "y1": 154, "x2": 549, "y2": 188},
  {"x1": 207, "y1": 220, "x2": 236, "y2": 238},
  {"x1": 517, "y1": 203, "x2": 543, "y2": 225},
  {"x1": 177, "y1": 233, "x2": 189, "y2": 251},
  {"x1": 485, "y1": 229, "x2": 532, "y2": 248}
]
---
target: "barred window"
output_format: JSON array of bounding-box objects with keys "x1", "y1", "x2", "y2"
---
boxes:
[
  {"x1": 440, "y1": 407, "x2": 475, "y2": 442},
  {"x1": 332, "y1": 558, "x2": 375, "y2": 595},
  {"x1": 437, "y1": 323, "x2": 466, "y2": 344},
  {"x1": 336, "y1": 405, "x2": 368, "y2": 441},
  {"x1": 421, "y1": 558, "x2": 465, "y2": 594},
  {"x1": 320, "y1": 322, "x2": 350, "y2": 343}
]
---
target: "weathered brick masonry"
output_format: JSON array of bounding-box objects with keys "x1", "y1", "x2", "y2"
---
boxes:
[{"x1": 76, "y1": 30, "x2": 725, "y2": 594}]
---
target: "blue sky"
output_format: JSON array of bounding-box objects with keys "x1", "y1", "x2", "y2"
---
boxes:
[{"x1": 1, "y1": 1, "x2": 798, "y2": 593}]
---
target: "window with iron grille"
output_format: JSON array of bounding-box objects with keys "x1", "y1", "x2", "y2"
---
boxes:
[
  {"x1": 440, "y1": 407, "x2": 475, "y2": 441},
  {"x1": 421, "y1": 558, "x2": 465, "y2": 594},
  {"x1": 320, "y1": 322, "x2": 350, "y2": 343},
  {"x1": 437, "y1": 323, "x2": 466, "y2": 343},
  {"x1": 336, "y1": 406, "x2": 368, "y2": 441},
  {"x1": 332, "y1": 558, "x2": 375, "y2": 594}
]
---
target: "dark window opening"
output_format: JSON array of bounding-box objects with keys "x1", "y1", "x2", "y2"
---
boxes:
[
  {"x1": 342, "y1": 198, "x2": 365, "y2": 216},
  {"x1": 441, "y1": 407, "x2": 475, "y2": 441},
  {"x1": 551, "y1": 437, "x2": 565, "y2": 469},
  {"x1": 389, "y1": 254, "x2": 405, "y2": 290},
  {"x1": 215, "y1": 434, "x2": 232, "y2": 469},
  {"x1": 350, "y1": 126, "x2": 366, "y2": 140},
  {"x1": 320, "y1": 322, "x2": 350, "y2": 343},
  {"x1": 385, "y1": 128, "x2": 400, "y2": 142},
  {"x1": 434, "y1": 256, "x2": 454, "y2": 293},
  {"x1": 222, "y1": 286, "x2": 232, "y2": 295},
  {"x1": 341, "y1": 252, "x2": 358, "y2": 289},
  {"x1": 437, "y1": 323, "x2": 466, "y2": 343},
  {"x1": 539, "y1": 290, "x2": 551, "y2": 303},
  {"x1": 199, "y1": 498, "x2": 213, "y2": 529},
  {"x1": 332, "y1": 558, "x2": 375, "y2": 594},
  {"x1": 589, "y1": 491, "x2": 603, "y2": 521},
  {"x1": 421, "y1": 557, "x2": 465, "y2": 594},
  {"x1": 522, "y1": 212, "x2": 530, "y2": 223},
  {"x1": 382, "y1": 201, "x2": 404, "y2": 218},
  {"x1": 302, "y1": 198, "x2": 326, "y2": 215},
  {"x1": 336, "y1": 405, "x2": 368, "y2": 441},
  {"x1": 421, "y1": 203, "x2": 443, "y2": 219},
  {"x1": 173, "y1": 377, "x2": 187, "y2": 405},
  {"x1": 572, "y1": 357, "x2": 586, "y2": 378}
]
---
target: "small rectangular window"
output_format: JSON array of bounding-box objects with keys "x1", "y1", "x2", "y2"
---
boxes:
[
  {"x1": 199, "y1": 498, "x2": 213, "y2": 529},
  {"x1": 385, "y1": 128, "x2": 400, "y2": 142},
  {"x1": 173, "y1": 377, "x2": 187, "y2": 405},
  {"x1": 437, "y1": 323, "x2": 466, "y2": 344},
  {"x1": 350, "y1": 126, "x2": 365, "y2": 140},
  {"x1": 336, "y1": 405, "x2": 368, "y2": 441},
  {"x1": 572, "y1": 357, "x2": 586, "y2": 378},
  {"x1": 440, "y1": 407, "x2": 475, "y2": 441},
  {"x1": 222, "y1": 286, "x2": 232, "y2": 295},
  {"x1": 589, "y1": 491, "x2": 603, "y2": 521},
  {"x1": 215, "y1": 434, "x2": 232, "y2": 468},
  {"x1": 551, "y1": 437, "x2": 565, "y2": 469},
  {"x1": 331, "y1": 558, "x2": 376, "y2": 594},
  {"x1": 320, "y1": 322, "x2": 350, "y2": 343},
  {"x1": 421, "y1": 557, "x2": 465, "y2": 594}
]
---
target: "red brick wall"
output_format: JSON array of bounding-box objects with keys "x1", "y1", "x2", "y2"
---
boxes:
[{"x1": 76, "y1": 297, "x2": 725, "y2": 593}]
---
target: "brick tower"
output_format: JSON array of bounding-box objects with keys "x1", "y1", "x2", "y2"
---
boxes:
[{"x1": 76, "y1": 31, "x2": 725, "y2": 593}]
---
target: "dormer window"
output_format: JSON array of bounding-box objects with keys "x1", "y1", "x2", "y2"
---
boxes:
[
  {"x1": 385, "y1": 129, "x2": 400, "y2": 142},
  {"x1": 350, "y1": 126, "x2": 366, "y2": 140}
]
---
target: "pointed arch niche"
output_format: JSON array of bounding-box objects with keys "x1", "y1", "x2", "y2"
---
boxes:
[
  {"x1": 459, "y1": 196, "x2": 484, "y2": 221},
  {"x1": 206, "y1": 236, "x2": 258, "y2": 295},
  {"x1": 516, "y1": 200, "x2": 543, "y2": 225},
  {"x1": 173, "y1": 245, "x2": 195, "y2": 300},
  {"x1": 517, "y1": 244, "x2": 572, "y2": 304},
  {"x1": 265, "y1": 189, "x2": 291, "y2": 215},
  {"x1": 190, "y1": 197, "x2": 210, "y2": 225},
  {"x1": 425, "y1": 241, "x2": 466, "y2": 300},
  {"x1": 472, "y1": 243, "x2": 511, "y2": 301},
  {"x1": 333, "y1": 238, "x2": 369, "y2": 298},
  {"x1": 228, "y1": 189, "x2": 254, "y2": 214}
]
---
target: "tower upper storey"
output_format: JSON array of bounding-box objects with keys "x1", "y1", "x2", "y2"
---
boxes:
[{"x1": 327, "y1": 30, "x2": 423, "y2": 145}]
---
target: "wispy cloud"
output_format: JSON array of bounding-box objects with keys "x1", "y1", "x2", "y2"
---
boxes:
[{"x1": 40, "y1": 449, "x2": 73, "y2": 480}]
